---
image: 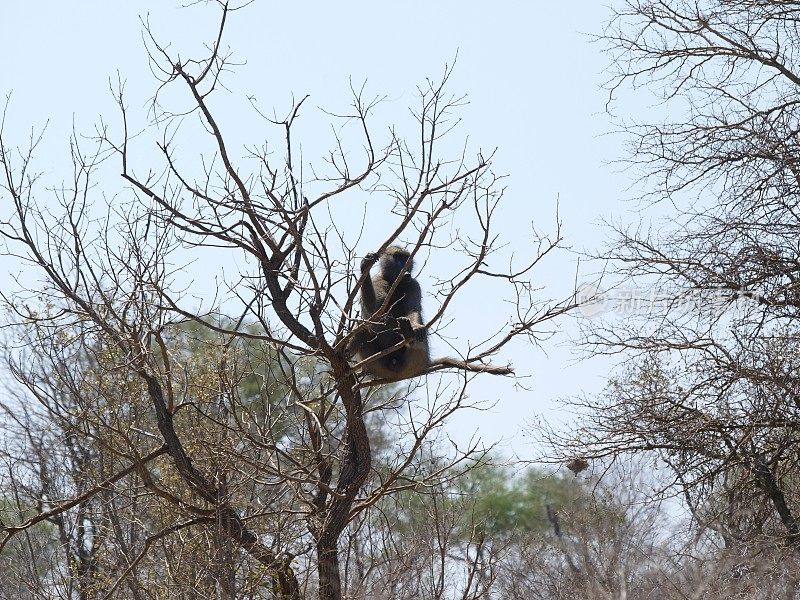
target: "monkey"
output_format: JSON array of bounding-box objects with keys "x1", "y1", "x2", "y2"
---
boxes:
[
  {"x1": 351, "y1": 246, "x2": 514, "y2": 381},
  {"x1": 352, "y1": 246, "x2": 430, "y2": 380}
]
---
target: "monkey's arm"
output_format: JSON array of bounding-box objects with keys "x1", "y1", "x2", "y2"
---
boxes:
[
  {"x1": 358, "y1": 253, "x2": 380, "y2": 315},
  {"x1": 402, "y1": 277, "x2": 425, "y2": 328}
]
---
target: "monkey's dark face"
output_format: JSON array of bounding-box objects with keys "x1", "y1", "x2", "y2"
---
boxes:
[{"x1": 380, "y1": 247, "x2": 413, "y2": 282}]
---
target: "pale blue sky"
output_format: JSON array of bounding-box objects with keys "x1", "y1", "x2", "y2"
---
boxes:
[{"x1": 1, "y1": 2, "x2": 633, "y2": 458}]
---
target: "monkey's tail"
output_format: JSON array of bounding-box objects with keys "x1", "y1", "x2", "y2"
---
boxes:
[{"x1": 430, "y1": 357, "x2": 513, "y2": 376}]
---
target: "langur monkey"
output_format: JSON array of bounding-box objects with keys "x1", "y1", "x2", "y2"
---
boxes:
[
  {"x1": 353, "y1": 246, "x2": 430, "y2": 380},
  {"x1": 352, "y1": 246, "x2": 512, "y2": 381}
]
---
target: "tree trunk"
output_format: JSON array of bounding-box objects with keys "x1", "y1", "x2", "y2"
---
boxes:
[{"x1": 317, "y1": 541, "x2": 342, "y2": 600}]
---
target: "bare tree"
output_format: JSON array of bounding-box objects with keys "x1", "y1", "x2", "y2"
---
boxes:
[
  {"x1": 541, "y1": 0, "x2": 800, "y2": 591},
  {"x1": 0, "y1": 3, "x2": 574, "y2": 599}
]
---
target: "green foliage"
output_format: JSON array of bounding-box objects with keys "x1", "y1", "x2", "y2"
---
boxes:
[
  {"x1": 473, "y1": 469, "x2": 559, "y2": 534},
  {"x1": 0, "y1": 498, "x2": 61, "y2": 595},
  {"x1": 388, "y1": 459, "x2": 605, "y2": 543},
  {"x1": 459, "y1": 463, "x2": 589, "y2": 538}
]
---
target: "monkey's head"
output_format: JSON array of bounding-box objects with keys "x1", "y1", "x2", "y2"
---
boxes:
[{"x1": 380, "y1": 246, "x2": 413, "y2": 282}]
